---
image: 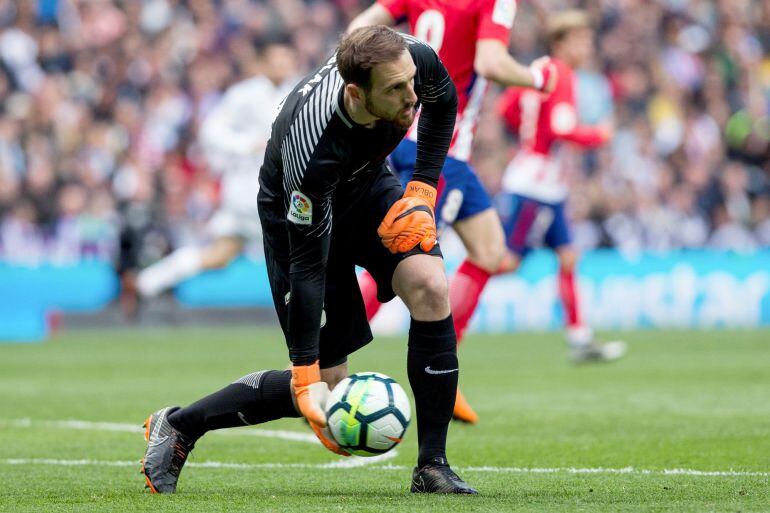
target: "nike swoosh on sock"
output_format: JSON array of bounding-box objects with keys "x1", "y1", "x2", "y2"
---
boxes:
[{"x1": 424, "y1": 366, "x2": 458, "y2": 375}]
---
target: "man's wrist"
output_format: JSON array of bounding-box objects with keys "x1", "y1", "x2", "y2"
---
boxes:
[
  {"x1": 291, "y1": 360, "x2": 320, "y2": 386},
  {"x1": 403, "y1": 180, "x2": 437, "y2": 207},
  {"x1": 529, "y1": 66, "x2": 544, "y2": 91}
]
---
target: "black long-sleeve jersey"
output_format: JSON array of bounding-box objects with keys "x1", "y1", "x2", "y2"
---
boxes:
[{"x1": 258, "y1": 35, "x2": 458, "y2": 365}]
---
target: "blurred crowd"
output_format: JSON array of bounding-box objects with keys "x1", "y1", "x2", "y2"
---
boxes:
[{"x1": 0, "y1": 0, "x2": 768, "y2": 268}]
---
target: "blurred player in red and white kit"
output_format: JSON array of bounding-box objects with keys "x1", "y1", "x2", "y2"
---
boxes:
[
  {"x1": 136, "y1": 42, "x2": 298, "y2": 298},
  {"x1": 496, "y1": 10, "x2": 626, "y2": 362},
  {"x1": 348, "y1": 0, "x2": 556, "y2": 423}
]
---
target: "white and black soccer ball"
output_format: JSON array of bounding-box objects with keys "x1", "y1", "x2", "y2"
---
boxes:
[{"x1": 325, "y1": 372, "x2": 411, "y2": 457}]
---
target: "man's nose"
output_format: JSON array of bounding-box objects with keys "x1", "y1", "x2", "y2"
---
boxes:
[{"x1": 406, "y1": 84, "x2": 417, "y2": 104}]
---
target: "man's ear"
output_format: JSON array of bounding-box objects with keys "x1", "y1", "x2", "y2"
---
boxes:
[{"x1": 346, "y1": 83, "x2": 364, "y2": 103}]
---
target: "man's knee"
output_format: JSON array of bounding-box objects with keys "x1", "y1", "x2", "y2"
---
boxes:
[
  {"x1": 467, "y1": 243, "x2": 507, "y2": 273},
  {"x1": 557, "y1": 247, "x2": 578, "y2": 272},
  {"x1": 496, "y1": 251, "x2": 521, "y2": 274},
  {"x1": 405, "y1": 271, "x2": 449, "y2": 319},
  {"x1": 416, "y1": 270, "x2": 449, "y2": 303},
  {"x1": 202, "y1": 248, "x2": 235, "y2": 269},
  {"x1": 454, "y1": 209, "x2": 507, "y2": 273},
  {"x1": 206, "y1": 254, "x2": 231, "y2": 270},
  {"x1": 202, "y1": 238, "x2": 243, "y2": 270},
  {"x1": 393, "y1": 255, "x2": 450, "y2": 320}
]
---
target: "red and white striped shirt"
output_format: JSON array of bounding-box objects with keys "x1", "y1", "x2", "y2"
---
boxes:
[
  {"x1": 498, "y1": 58, "x2": 609, "y2": 202},
  {"x1": 379, "y1": 0, "x2": 517, "y2": 162}
]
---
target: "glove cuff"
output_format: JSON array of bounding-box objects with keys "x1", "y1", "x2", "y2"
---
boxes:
[
  {"x1": 404, "y1": 181, "x2": 437, "y2": 208},
  {"x1": 291, "y1": 361, "x2": 320, "y2": 387}
]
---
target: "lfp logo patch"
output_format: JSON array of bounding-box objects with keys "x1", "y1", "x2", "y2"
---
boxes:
[{"x1": 288, "y1": 191, "x2": 312, "y2": 225}]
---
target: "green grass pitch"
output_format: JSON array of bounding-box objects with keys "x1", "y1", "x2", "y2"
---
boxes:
[{"x1": 0, "y1": 327, "x2": 768, "y2": 512}]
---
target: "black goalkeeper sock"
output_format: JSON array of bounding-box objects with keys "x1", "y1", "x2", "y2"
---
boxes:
[
  {"x1": 167, "y1": 369, "x2": 300, "y2": 440},
  {"x1": 407, "y1": 315, "x2": 458, "y2": 468}
]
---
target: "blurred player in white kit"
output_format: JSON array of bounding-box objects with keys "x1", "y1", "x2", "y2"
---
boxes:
[{"x1": 137, "y1": 42, "x2": 298, "y2": 298}]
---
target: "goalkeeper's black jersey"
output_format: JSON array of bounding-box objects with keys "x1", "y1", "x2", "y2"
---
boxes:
[{"x1": 258, "y1": 34, "x2": 457, "y2": 364}]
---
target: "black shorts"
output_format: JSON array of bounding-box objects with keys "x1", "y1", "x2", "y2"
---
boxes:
[{"x1": 260, "y1": 164, "x2": 442, "y2": 368}]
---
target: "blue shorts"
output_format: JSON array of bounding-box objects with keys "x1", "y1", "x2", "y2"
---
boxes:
[
  {"x1": 389, "y1": 139, "x2": 492, "y2": 229},
  {"x1": 496, "y1": 193, "x2": 572, "y2": 256}
]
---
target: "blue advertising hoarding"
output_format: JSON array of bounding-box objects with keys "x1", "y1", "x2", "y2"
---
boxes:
[{"x1": 1, "y1": 250, "x2": 768, "y2": 341}]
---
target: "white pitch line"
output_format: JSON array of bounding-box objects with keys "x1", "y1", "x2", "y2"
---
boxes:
[
  {"x1": 321, "y1": 450, "x2": 398, "y2": 468},
  {"x1": 0, "y1": 455, "x2": 401, "y2": 470},
  {"x1": 461, "y1": 466, "x2": 770, "y2": 478},
  {"x1": 1, "y1": 418, "x2": 397, "y2": 467},
  {"x1": 1, "y1": 418, "x2": 318, "y2": 443},
  {"x1": 1, "y1": 458, "x2": 768, "y2": 478},
  {"x1": 4, "y1": 419, "x2": 768, "y2": 478}
]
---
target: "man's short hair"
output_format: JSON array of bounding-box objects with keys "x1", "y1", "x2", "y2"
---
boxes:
[
  {"x1": 253, "y1": 35, "x2": 293, "y2": 57},
  {"x1": 546, "y1": 9, "x2": 591, "y2": 47},
  {"x1": 336, "y1": 26, "x2": 408, "y2": 89}
]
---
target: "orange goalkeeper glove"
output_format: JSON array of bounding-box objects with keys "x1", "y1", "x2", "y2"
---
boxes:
[
  {"x1": 378, "y1": 181, "x2": 438, "y2": 254},
  {"x1": 291, "y1": 362, "x2": 349, "y2": 456}
]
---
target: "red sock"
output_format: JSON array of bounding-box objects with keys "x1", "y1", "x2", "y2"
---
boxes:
[
  {"x1": 558, "y1": 267, "x2": 581, "y2": 328},
  {"x1": 358, "y1": 271, "x2": 382, "y2": 321},
  {"x1": 449, "y1": 260, "x2": 491, "y2": 344}
]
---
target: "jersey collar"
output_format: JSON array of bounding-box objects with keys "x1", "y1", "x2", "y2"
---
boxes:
[{"x1": 335, "y1": 87, "x2": 354, "y2": 129}]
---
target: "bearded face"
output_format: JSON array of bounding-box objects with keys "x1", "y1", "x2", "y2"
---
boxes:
[{"x1": 361, "y1": 50, "x2": 418, "y2": 130}]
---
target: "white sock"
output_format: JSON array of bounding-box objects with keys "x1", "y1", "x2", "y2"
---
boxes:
[
  {"x1": 566, "y1": 325, "x2": 594, "y2": 348},
  {"x1": 137, "y1": 246, "x2": 203, "y2": 297}
]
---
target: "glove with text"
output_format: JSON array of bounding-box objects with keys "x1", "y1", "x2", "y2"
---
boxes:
[{"x1": 378, "y1": 180, "x2": 437, "y2": 254}]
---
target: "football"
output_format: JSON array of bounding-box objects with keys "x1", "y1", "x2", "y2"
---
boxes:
[{"x1": 325, "y1": 372, "x2": 411, "y2": 457}]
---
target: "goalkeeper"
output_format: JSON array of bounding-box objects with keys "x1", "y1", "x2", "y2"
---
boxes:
[{"x1": 141, "y1": 26, "x2": 476, "y2": 495}]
